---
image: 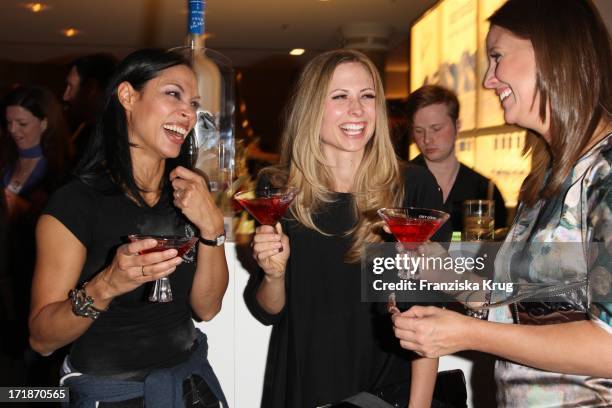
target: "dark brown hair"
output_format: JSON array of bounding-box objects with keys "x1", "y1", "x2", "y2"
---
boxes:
[
  {"x1": 76, "y1": 49, "x2": 192, "y2": 207},
  {"x1": 405, "y1": 84, "x2": 460, "y2": 129},
  {"x1": 2, "y1": 85, "x2": 72, "y2": 189},
  {"x1": 489, "y1": 0, "x2": 612, "y2": 206}
]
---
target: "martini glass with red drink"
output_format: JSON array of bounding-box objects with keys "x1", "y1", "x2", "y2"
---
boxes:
[
  {"x1": 378, "y1": 207, "x2": 449, "y2": 310},
  {"x1": 378, "y1": 207, "x2": 449, "y2": 252},
  {"x1": 234, "y1": 186, "x2": 297, "y2": 249},
  {"x1": 128, "y1": 234, "x2": 198, "y2": 302}
]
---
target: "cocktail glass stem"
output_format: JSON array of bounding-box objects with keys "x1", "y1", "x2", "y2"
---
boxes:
[
  {"x1": 377, "y1": 207, "x2": 450, "y2": 313},
  {"x1": 390, "y1": 246, "x2": 420, "y2": 312},
  {"x1": 149, "y1": 277, "x2": 173, "y2": 302},
  {"x1": 128, "y1": 235, "x2": 198, "y2": 304}
]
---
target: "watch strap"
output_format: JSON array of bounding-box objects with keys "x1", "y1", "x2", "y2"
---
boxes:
[{"x1": 199, "y1": 231, "x2": 226, "y2": 246}]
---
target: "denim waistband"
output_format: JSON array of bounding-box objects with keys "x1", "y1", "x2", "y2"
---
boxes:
[{"x1": 60, "y1": 330, "x2": 227, "y2": 408}]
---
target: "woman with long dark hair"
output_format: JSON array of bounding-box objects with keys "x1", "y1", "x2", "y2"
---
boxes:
[
  {"x1": 392, "y1": 0, "x2": 612, "y2": 406},
  {"x1": 29, "y1": 49, "x2": 228, "y2": 407}
]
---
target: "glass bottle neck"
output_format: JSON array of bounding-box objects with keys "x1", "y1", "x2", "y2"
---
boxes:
[{"x1": 189, "y1": 35, "x2": 205, "y2": 49}]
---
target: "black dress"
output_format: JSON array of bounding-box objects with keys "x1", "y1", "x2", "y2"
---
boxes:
[
  {"x1": 412, "y1": 155, "x2": 508, "y2": 232},
  {"x1": 245, "y1": 164, "x2": 450, "y2": 408}
]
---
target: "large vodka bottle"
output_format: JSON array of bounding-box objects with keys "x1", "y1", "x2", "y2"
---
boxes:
[{"x1": 177, "y1": 0, "x2": 235, "y2": 206}]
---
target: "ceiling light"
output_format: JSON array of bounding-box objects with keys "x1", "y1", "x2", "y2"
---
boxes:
[
  {"x1": 23, "y1": 2, "x2": 49, "y2": 13},
  {"x1": 290, "y1": 48, "x2": 305, "y2": 56},
  {"x1": 61, "y1": 28, "x2": 80, "y2": 38}
]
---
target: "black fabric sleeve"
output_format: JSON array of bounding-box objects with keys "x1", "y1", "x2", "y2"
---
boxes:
[
  {"x1": 401, "y1": 163, "x2": 452, "y2": 242},
  {"x1": 243, "y1": 264, "x2": 287, "y2": 326},
  {"x1": 41, "y1": 180, "x2": 95, "y2": 248}
]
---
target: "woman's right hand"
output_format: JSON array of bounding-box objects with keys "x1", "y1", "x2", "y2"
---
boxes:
[
  {"x1": 97, "y1": 239, "x2": 183, "y2": 298},
  {"x1": 252, "y1": 223, "x2": 289, "y2": 279}
]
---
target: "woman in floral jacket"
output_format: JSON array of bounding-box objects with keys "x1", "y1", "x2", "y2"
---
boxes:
[{"x1": 392, "y1": 0, "x2": 612, "y2": 406}]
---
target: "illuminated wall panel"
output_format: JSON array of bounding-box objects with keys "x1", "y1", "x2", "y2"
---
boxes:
[
  {"x1": 477, "y1": 0, "x2": 507, "y2": 128},
  {"x1": 473, "y1": 131, "x2": 530, "y2": 207},
  {"x1": 410, "y1": 6, "x2": 441, "y2": 90},
  {"x1": 440, "y1": 0, "x2": 478, "y2": 130},
  {"x1": 410, "y1": 0, "x2": 530, "y2": 207}
]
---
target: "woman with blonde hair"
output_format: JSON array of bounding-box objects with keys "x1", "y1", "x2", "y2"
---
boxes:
[
  {"x1": 392, "y1": 0, "x2": 612, "y2": 406},
  {"x1": 246, "y1": 49, "x2": 450, "y2": 407}
]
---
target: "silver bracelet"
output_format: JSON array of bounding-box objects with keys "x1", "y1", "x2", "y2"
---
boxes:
[
  {"x1": 464, "y1": 305, "x2": 489, "y2": 320},
  {"x1": 464, "y1": 291, "x2": 491, "y2": 320},
  {"x1": 69, "y1": 282, "x2": 106, "y2": 320}
]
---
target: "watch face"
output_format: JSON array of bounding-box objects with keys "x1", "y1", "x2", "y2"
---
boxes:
[{"x1": 216, "y1": 234, "x2": 226, "y2": 246}]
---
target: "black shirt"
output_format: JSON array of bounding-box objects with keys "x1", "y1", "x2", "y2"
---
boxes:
[
  {"x1": 412, "y1": 155, "x2": 508, "y2": 232},
  {"x1": 244, "y1": 164, "x2": 450, "y2": 408},
  {"x1": 43, "y1": 176, "x2": 197, "y2": 379}
]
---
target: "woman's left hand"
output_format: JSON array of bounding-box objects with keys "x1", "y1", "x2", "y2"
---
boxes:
[
  {"x1": 391, "y1": 305, "x2": 474, "y2": 358},
  {"x1": 169, "y1": 166, "x2": 224, "y2": 238}
]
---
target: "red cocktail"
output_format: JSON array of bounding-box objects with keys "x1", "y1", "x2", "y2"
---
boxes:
[
  {"x1": 130, "y1": 235, "x2": 198, "y2": 257},
  {"x1": 128, "y1": 234, "x2": 198, "y2": 302},
  {"x1": 234, "y1": 187, "x2": 297, "y2": 226},
  {"x1": 378, "y1": 208, "x2": 449, "y2": 250},
  {"x1": 378, "y1": 207, "x2": 449, "y2": 312}
]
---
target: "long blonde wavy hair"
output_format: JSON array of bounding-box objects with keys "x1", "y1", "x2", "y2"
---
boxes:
[{"x1": 262, "y1": 49, "x2": 404, "y2": 262}]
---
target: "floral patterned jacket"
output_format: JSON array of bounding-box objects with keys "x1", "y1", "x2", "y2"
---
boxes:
[{"x1": 489, "y1": 133, "x2": 612, "y2": 407}]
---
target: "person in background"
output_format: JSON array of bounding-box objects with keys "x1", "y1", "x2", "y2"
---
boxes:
[
  {"x1": 407, "y1": 85, "x2": 507, "y2": 233},
  {"x1": 393, "y1": 0, "x2": 612, "y2": 406},
  {"x1": 2, "y1": 85, "x2": 72, "y2": 218},
  {"x1": 63, "y1": 53, "x2": 117, "y2": 162},
  {"x1": 29, "y1": 49, "x2": 228, "y2": 406},
  {"x1": 246, "y1": 49, "x2": 450, "y2": 408},
  {"x1": 1, "y1": 85, "x2": 72, "y2": 384}
]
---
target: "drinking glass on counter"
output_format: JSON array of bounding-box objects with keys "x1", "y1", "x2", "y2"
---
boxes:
[{"x1": 463, "y1": 199, "x2": 495, "y2": 241}]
